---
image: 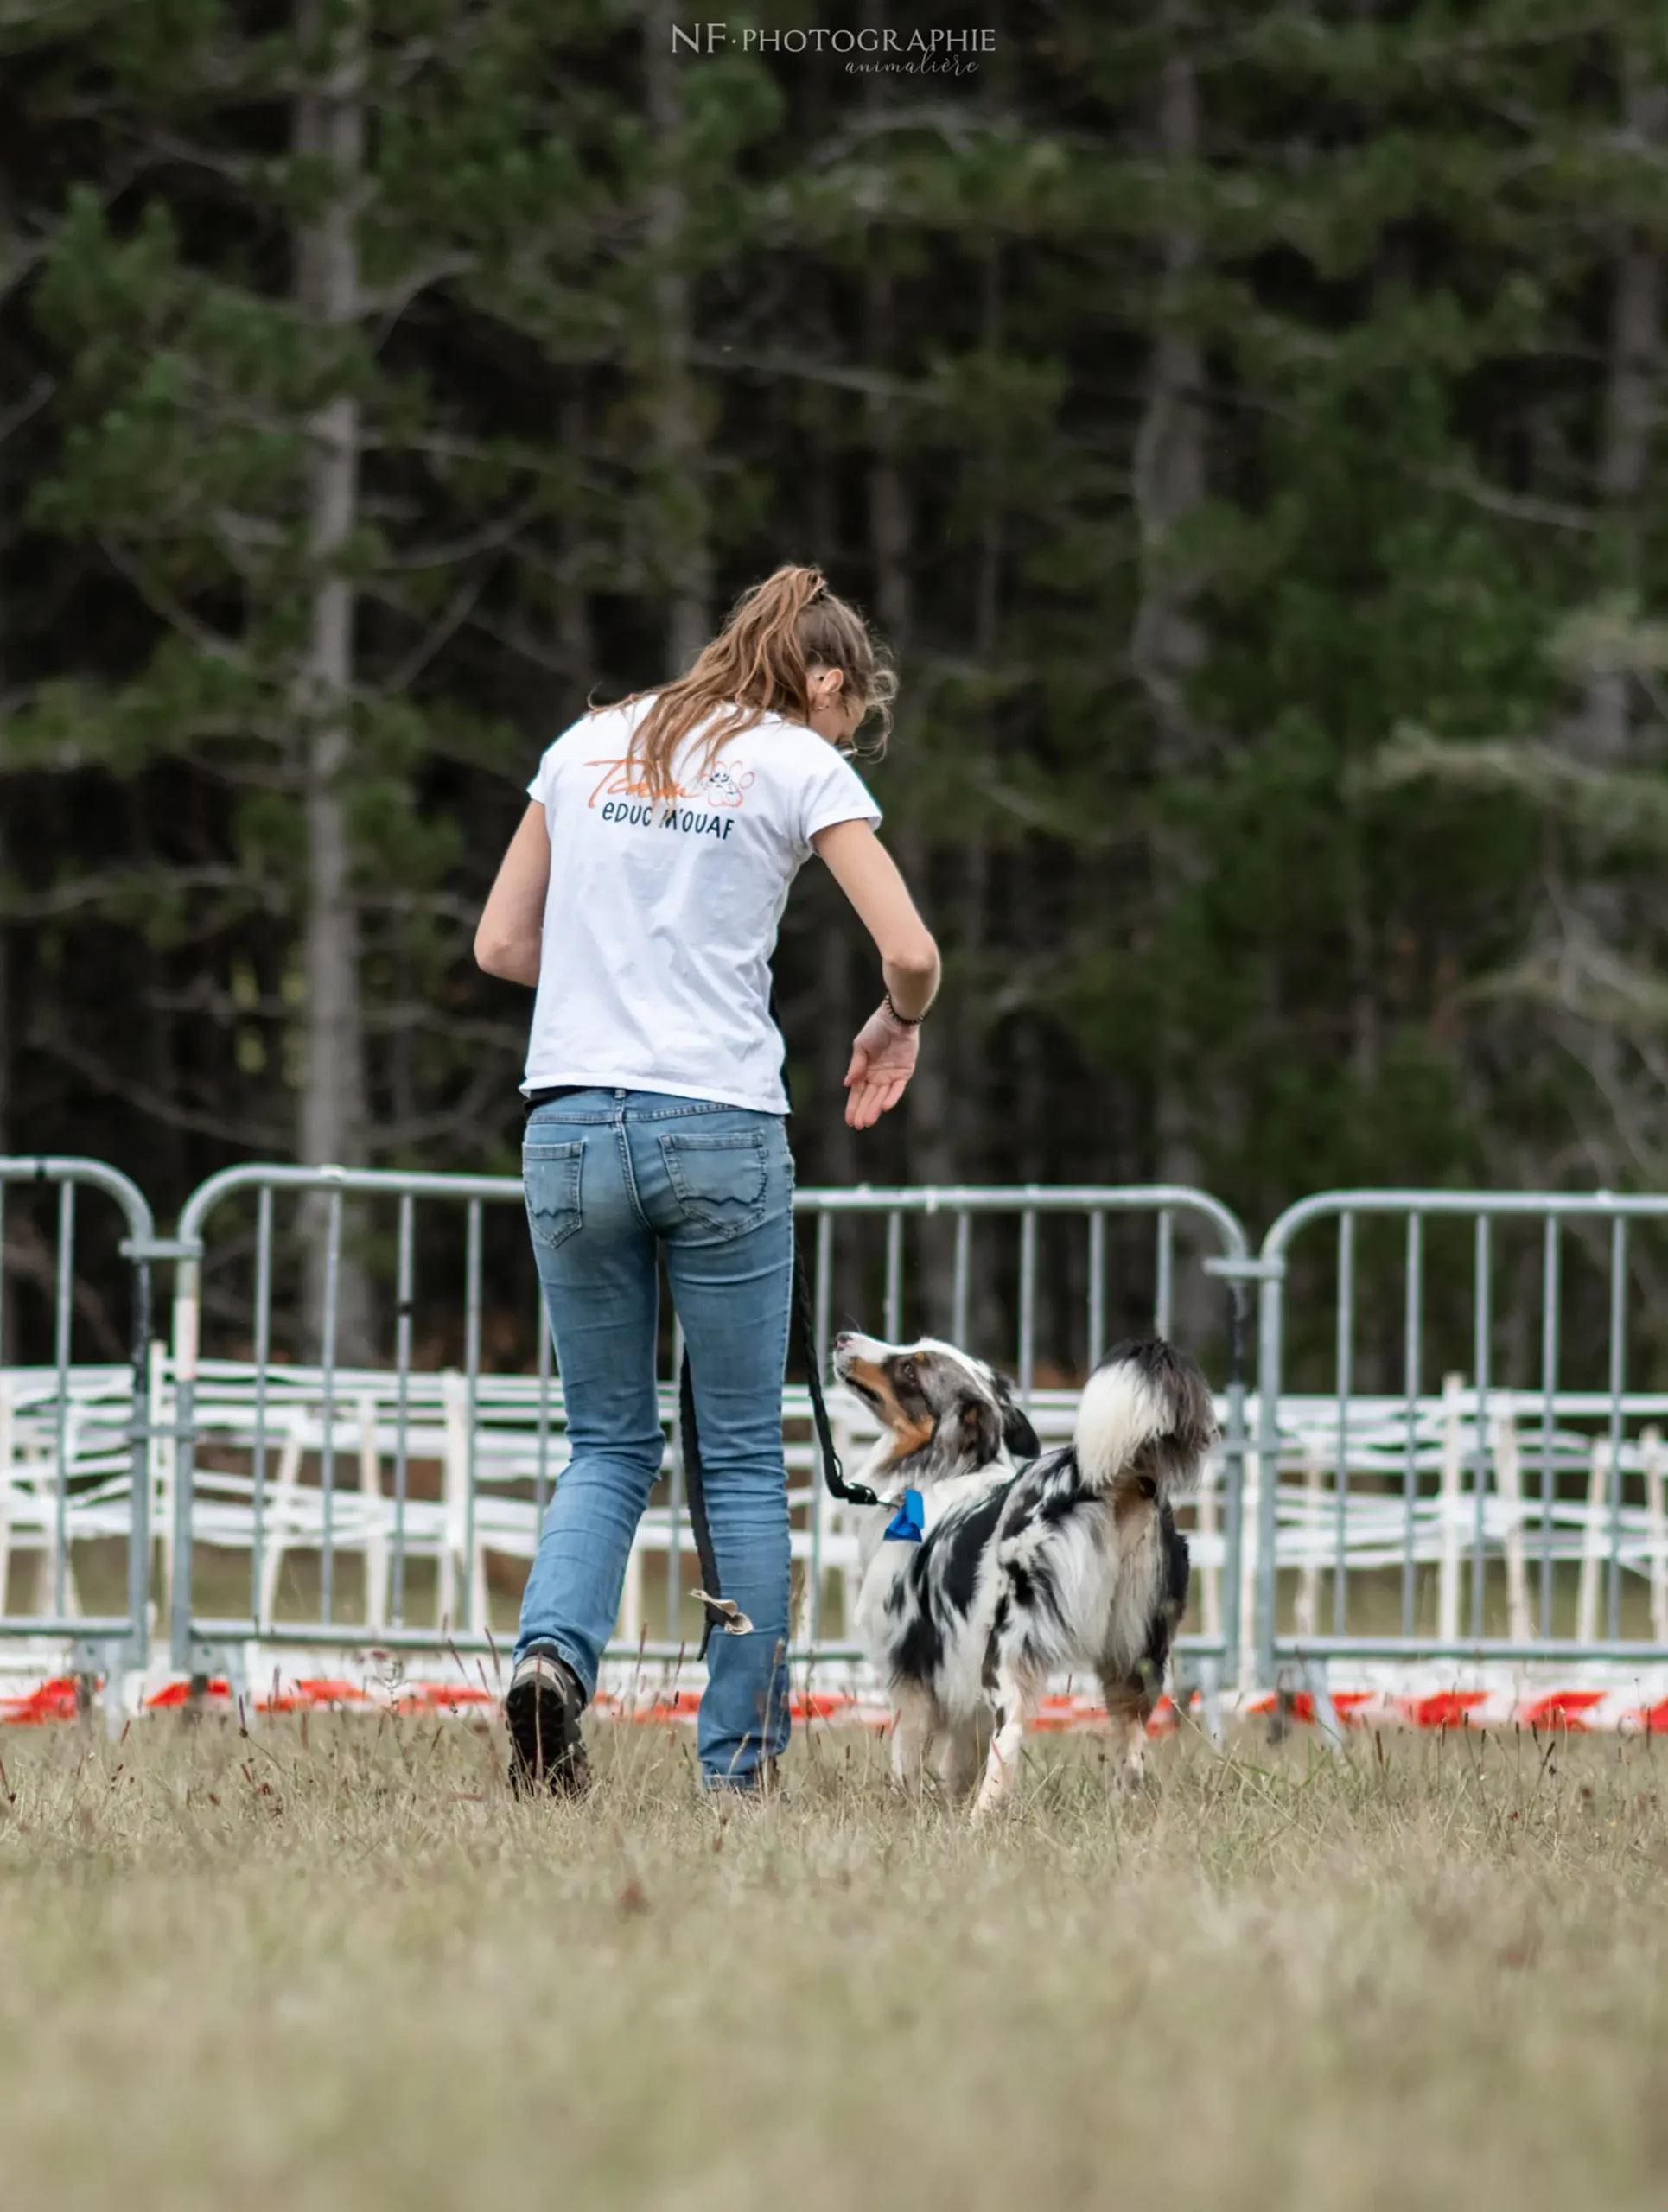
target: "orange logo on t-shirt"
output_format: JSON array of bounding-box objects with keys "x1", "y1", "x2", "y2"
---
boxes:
[{"x1": 585, "y1": 758, "x2": 755, "y2": 810}]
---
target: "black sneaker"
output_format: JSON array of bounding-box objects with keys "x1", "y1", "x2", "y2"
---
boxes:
[{"x1": 505, "y1": 1648, "x2": 589, "y2": 1798}]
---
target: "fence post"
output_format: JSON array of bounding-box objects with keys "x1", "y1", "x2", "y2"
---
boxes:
[
  {"x1": 260, "y1": 1420, "x2": 305, "y2": 1631},
  {"x1": 1198, "y1": 1449, "x2": 1220, "y2": 1643},
  {"x1": 0, "y1": 1160, "x2": 161, "y2": 1702},
  {"x1": 1238, "y1": 1449, "x2": 1259, "y2": 1690},
  {"x1": 1294, "y1": 1443, "x2": 1323, "y2": 1639},
  {"x1": 1577, "y1": 1439, "x2": 1609, "y2": 1649},
  {"x1": 1494, "y1": 1412, "x2": 1532, "y2": 1643},
  {"x1": 0, "y1": 1376, "x2": 12, "y2": 1628},
  {"x1": 358, "y1": 1395, "x2": 387, "y2": 1635},
  {"x1": 1221, "y1": 1277, "x2": 1250, "y2": 1695},
  {"x1": 169, "y1": 1244, "x2": 201, "y2": 1675},
  {"x1": 1438, "y1": 1372, "x2": 1464, "y2": 1643},
  {"x1": 1644, "y1": 1427, "x2": 1668, "y2": 1648},
  {"x1": 1254, "y1": 1257, "x2": 1285, "y2": 1689},
  {"x1": 1201, "y1": 1248, "x2": 1256, "y2": 1694},
  {"x1": 124, "y1": 1241, "x2": 153, "y2": 1678}
]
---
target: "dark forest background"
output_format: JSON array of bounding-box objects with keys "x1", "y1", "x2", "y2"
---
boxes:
[{"x1": 3, "y1": 0, "x2": 1668, "y2": 1377}]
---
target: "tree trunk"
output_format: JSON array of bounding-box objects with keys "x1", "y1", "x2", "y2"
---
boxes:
[
  {"x1": 817, "y1": 904, "x2": 858, "y2": 1188},
  {"x1": 862, "y1": 249, "x2": 965, "y2": 1336},
  {"x1": 557, "y1": 392, "x2": 596, "y2": 723},
  {"x1": 1587, "y1": 59, "x2": 1665, "y2": 765},
  {"x1": 1130, "y1": 0, "x2": 1214, "y2": 1351},
  {"x1": 959, "y1": 242, "x2": 1009, "y2": 1363},
  {"x1": 1130, "y1": 8, "x2": 1206, "y2": 754},
  {"x1": 801, "y1": 299, "x2": 861, "y2": 1321},
  {"x1": 294, "y1": 0, "x2": 373, "y2": 1361},
  {"x1": 1581, "y1": 60, "x2": 1665, "y2": 766},
  {"x1": 644, "y1": 0, "x2": 710, "y2": 675},
  {"x1": 1558, "y1": 53, "x2": 1665, "y2": 1185},
  {"x1": 863, "y1": 264, "x2": 958, "y2": 1322}
]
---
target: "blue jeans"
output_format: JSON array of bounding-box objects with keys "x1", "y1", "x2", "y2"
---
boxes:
[{"x1": 515, "y1": 1088, "x2": 795, "y2": 1787}]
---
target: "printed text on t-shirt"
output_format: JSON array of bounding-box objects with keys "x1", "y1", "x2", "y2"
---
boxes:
[
  {"x1": 584, "y1": 755, "x2": 754, "y2": 841},
  {"x1": 585, "y1": 757, "x2": 755, "y2": 810}
]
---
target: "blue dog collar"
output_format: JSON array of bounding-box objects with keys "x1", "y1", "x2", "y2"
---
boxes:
[{"x1": 883, "y1": 1488, "x2": 924, "y2": 1543}]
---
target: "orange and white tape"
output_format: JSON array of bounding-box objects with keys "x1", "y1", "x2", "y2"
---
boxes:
[{"x1": 7, "y1": 1669, "x2": 1668, "y2": 1733}]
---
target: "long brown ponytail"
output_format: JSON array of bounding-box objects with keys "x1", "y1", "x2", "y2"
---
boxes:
[{"x1": 597, "y1": 566, "x2": 896, "y2": 800}]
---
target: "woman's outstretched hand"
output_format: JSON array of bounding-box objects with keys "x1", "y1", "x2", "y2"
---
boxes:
[{"x1": 844, "y1": 1002, "x2": 920, "y2": 1129}]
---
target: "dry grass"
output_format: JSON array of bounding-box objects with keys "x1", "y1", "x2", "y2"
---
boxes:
[{"x1": 1, "y1": 1708, "x2": 1666, "y2": 2211}]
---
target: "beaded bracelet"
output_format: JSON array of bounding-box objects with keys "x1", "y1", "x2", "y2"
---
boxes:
[{"x1": 882, "y1": 990, "x2": 925, "y2": 1028}]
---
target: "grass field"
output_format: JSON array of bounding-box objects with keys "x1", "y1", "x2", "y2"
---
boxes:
[{"x1": 2, "y1": 1710, "x2": 1666, "y2": 2211}]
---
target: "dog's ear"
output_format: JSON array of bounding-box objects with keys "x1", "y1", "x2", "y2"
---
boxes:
[
  {"x1": 960, "y1": 1393, "x2": 1003, "y2": 1465},
  {"x1": 992, "y1": 1374, "x2": 1040, "y2": 1460}
]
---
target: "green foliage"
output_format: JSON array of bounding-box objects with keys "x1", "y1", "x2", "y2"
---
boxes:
[{"x1": 2, "y1": 0, "x2": 1666, "y2": 1274}]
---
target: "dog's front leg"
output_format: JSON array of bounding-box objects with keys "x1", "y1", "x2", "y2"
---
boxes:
[
  {"x1": 936, "y1": 1715, "x2": 989, "y2": 1799},
  {"x1": 888, "y1": 1682, "x2": 937, "y2": 1796},
  {"x1": 971, "y1": 1668, "x2": 1039, "y2": 1821}
]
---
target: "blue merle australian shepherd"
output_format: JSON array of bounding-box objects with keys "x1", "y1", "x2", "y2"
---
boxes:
[{"x1": 831, "y1": 1331, "x2": 1217, "y2": 1816}]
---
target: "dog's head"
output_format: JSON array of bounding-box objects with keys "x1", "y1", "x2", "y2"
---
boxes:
[{"x1": 831, "y1": 1330, "x2": 1041, "y2": 1476}]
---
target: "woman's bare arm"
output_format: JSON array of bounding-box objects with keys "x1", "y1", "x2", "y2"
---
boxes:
[
  {"x1": 811, "y1": 817, "x2": 940, "y2": 1018},
  {"x1": 474, "y1": 801, "x2": 550, "y2": 987},
  {"x1": 811, "y1": 817, "x2": 940, "y2": 1128}
]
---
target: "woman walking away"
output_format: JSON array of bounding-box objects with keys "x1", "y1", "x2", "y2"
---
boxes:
[{"x1": 474, "y1": 565, "x2": 939, "y2": 1795}]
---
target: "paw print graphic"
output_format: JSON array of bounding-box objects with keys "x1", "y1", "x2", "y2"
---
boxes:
[{"x1": 689, "y1": 762, "x2": 754, "y2": 809}]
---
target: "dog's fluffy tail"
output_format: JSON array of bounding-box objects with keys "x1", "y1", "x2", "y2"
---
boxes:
[{"x1": 1073, "y1": 1338, "x2": 1218, "y2": 1491}]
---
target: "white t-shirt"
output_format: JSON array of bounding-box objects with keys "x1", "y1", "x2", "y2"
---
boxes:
[{"x1": 521, "y1": 696, "x2": 882, "y2": 1113}]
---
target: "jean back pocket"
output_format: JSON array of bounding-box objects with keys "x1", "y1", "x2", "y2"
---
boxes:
[
  {"x1": 659, "y1": 1128, "x2": 770, "y2": 1241},
  {"x1": 524, "y1": 1139, "x2": 585, "y2": 1252}
]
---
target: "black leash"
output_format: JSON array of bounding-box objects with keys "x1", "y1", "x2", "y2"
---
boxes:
[{"x1": 677, "y1": 1344, "x2": 744, "y2": 1650}]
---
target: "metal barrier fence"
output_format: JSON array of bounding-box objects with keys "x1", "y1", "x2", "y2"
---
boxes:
[
  {"x1": 0, "y1": 1159, "x2": 158, "y2": 1702},
  {"x1": 16, "y1": 1152, "x2": 1668, "y2": 1710},
  {"x1": 1255, "y1": 1190, "x2": 1668, "y2": 1687},
  {"x1": 164, "y1": 1166, "x2": 1251, "y2": 1685}
]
